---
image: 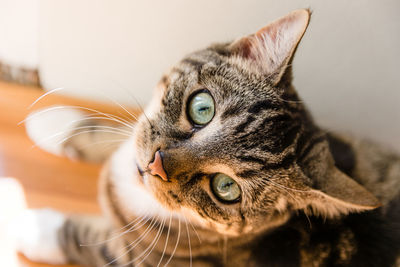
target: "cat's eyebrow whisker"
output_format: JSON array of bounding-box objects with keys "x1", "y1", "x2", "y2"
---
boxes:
[
  {"x1": 163, "y1": 217, "x2": 181, "y2": 267},
  {"x1": 157, "y1": 214, "x2": 172, "y2": 267},
  {"x1": 110, "y1": 79, "x2": 154, "y2": 129},
  {"x1": 21, "y1": 105, "x2": 135, "y2": 130},
  {"x1": 27, "y1": 85, "x2": 139, "y2": 125},
  {"x1": 20, "y1": 109, "x2": 135, "y2": 134},
  {"x1": 64, "y1": 115, "x2": 136, "y2": 130},
  {"x1": 71, "y1": 107, "x2": 135, "y2": 128},
  {"x1": 74, "y1": 138, "x2": 128, "y2": 152},
  {"x1": 28, "y1": 87, "x2": 65, "y2": 109},
  {"x1": 97, "y1": 92, "x2": 140, "y2": 123},
  {"x1": 137, "y1": 104, "x2": 153, "y2": 129},
  {"x1": 19, "y1": 105, "x2": 67, "y2": 126},
  {"x1": 62, "y1": 127, "x2": 131, "y2": 140},
  {"x1": 64, "y1": 125, "x2": 133, "y2": 136},
  {"x1": 51, "y1": 127, "x2": 130, "y2": 147},
  {"x1": 30, "y1": 128, "x2": 132, "y2": 151}
]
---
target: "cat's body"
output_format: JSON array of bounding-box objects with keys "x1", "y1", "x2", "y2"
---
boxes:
[
  {"x1": 55, "y1": 133, "x2": 400, "y2": 267},
  {"x1": 17, "y1": 9, "x2": 400, "y2": 267}
]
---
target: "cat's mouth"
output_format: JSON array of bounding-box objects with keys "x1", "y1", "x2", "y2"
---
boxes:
[{"x1": 136, "y1": 164, "x2": 145, "y2": 184}]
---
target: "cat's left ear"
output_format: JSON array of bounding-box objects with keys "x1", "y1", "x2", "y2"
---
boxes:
[
  {"x1": 230, "y1": 9, "x2": 310, "y2": 84},
  {"x1": 303, "y1": 167, "x2": 382, "y2": 217}
]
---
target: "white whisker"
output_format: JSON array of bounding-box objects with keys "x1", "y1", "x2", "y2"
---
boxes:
[
  {"x1": 28, "y1": 87, "x2": 65, "y2": 109},
  {"x1": 56, "y1": 129, "x2": 130, "y2": 142},
  {"x1": 82, "y1": 116, "x2": 134, "y2": 126},
  {"x1": 64, "y1": 125, "x2": 133, "y2": 136},
  {"x1": 61, "y1": 114, "x2": 135, "y2": 131},
  {"x1": 74, "y1": 139, "x2": 127, "y2": 152},
  {"x1": 80, "y1": 214, "x2": 150, "y2": 247},
  {"x1": 157, "y1": 214, "x2": 172, "y2": 267},
  {"x1": 104, "y1": 216, "x2": 159, "y2": 267},
  {"x1": 186, "y1": 217, "x2": 201, "y2": 243},
  {"x1": 21, "y1": 105, "x2": 135, "y2": 130},
  {"x1": 184, "y1": 216, "x2": 192, "y2": 267},
  {"x1": 129, "y1": 217, "x2": 166, "y2": 266},
  {"x1": 98, "y1": 92, "x2": 140, "y2": 122},
  {"x1": 163, "y1": 217, "x2": 181, "y2": 267},
  {"x1": 31, "y1": 129, "x2": 131, "y2": 151},
  {"x1": 111, "y1": 81, "x2": 153, "y2": 128}
]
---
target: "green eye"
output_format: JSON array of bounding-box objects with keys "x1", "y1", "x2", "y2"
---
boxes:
[
  {"x1": 187, "y1": 91, "x2": 215, "y2": 125},
  {"x1": 211, "y1": 173, "x2": 241, "y2": 202}
]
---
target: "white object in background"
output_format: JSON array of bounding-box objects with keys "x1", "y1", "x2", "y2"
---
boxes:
[
  {"x1": 25, "y1": 106, "x2": 85, "y2": 156},
  {"x1": 0, "y1": 178, "x2": 27, "y2": 267},
  {"x1": 14, "y1": 209, "x2": 67, "y2": 265},
  {"x1": 0, "y1": 0, "x2": 39, "y2": 68}
]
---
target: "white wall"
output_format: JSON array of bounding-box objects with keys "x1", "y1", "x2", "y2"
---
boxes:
[
  {"x1": 4, "y1": 0, "x2": 399, "y2": 149},
  {"x1": 0, "y1": 0, "x2": 38, "y2": 68}
]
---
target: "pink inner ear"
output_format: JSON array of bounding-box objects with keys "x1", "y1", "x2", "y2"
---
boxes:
[
  {"x1": 258, "y1": 26, "x2": 278, "y2": 43},
  {"x1": 231, "y1": 9, "x2": 310, "y2": 76},
  {"x1": 238, "y1": 38, "x2": 256, "y2": 60}
]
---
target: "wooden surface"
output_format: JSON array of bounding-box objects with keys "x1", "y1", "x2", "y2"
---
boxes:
[{"x1": 0, "y1": 81, "x2": 138, "y2": 267}]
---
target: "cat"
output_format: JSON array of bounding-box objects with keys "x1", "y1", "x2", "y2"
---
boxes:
[{"x1": 16, "y1": 9, "x2": 400, "y2": 267}]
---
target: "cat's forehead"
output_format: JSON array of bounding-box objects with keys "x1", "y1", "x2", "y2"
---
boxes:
[
  {"x1": 167, "y1": 48, "x2": 225, "y2": 86},
  {"x1": 162, "y1": 45, "x2": 280, "y2": 105}
]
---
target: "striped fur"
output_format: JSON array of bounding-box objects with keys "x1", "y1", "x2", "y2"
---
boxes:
[{"x1": 20, "y1": 9, "x2": 400, "y2": 266}]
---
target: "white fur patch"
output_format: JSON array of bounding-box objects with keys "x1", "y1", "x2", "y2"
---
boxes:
[
  {"x1": 25, "y1": 106, "x2": 85, "y2": 155},
  {"x1": 0, "y1": 178, "x2": 27, "y2": 266},
  {"x1": 110, "y1": 138, "x2": 172, "y2": 219},
  {"x1": 13, "y1": 209, "x2": 67, "y2": 265}
]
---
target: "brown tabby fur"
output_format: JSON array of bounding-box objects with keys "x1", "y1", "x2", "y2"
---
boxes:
[{"x1": 35, "y1": 9, "x2": 400, "y2": 266}]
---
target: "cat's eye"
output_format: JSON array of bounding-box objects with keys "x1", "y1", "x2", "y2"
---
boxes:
[
  {"x1": 187, "y1": 91, "x2": 215, "y2": 126},
  {"x1": 211, "y1": 173, "x2": 241, "y2": 202}
]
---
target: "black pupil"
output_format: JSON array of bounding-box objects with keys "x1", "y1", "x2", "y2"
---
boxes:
[{"x1": 222, "y1": 181, "x2": 233, "y2": 190}]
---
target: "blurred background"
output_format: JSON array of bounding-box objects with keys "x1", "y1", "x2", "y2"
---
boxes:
[{"x1": 0, "y1": 0, "x2": 399, "y2": 147}]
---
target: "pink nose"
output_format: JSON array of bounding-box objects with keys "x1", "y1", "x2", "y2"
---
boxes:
[{"x1": 147, "y1": 150, "x2": 168, "y2": 181}]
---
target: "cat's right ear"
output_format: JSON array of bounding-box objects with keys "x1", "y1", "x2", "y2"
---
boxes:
[{"x1": 229, "y1": 9, "x2": 310, "y2": 84}]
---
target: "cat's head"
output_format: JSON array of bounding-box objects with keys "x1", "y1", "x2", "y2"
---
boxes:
[{"x1": 133, "y1": 9, "x2": 380, "y2": 236}]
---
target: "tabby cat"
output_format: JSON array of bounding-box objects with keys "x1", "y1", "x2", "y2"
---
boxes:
[{"x1": 17, "y1": 9, "x2": 400, "y2": 267}]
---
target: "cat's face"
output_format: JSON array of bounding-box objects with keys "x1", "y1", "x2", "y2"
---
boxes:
[
  {"x1": 133, "y1": 49, "x2": 310, "y2": 235},
  {"x1": 132, "y1": 9, "x2": 380, "y2": 236}
]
